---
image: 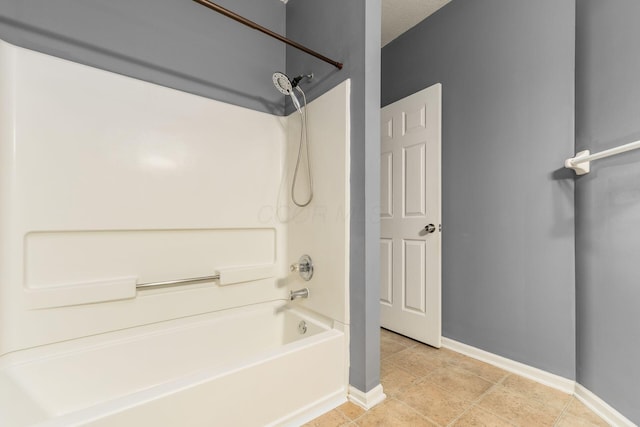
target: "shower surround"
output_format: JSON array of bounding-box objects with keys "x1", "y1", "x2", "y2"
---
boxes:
[{"x1": 0, "y1": 39, "x2": 351, "y2": 426}]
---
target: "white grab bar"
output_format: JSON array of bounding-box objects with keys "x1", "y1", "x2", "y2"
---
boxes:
[{"x1": 565, "y1": 139, "x2": 640, "y2": 175}]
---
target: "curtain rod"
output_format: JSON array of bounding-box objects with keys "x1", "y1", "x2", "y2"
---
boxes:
[{"x1": 192, "y1": 0, "x2": 344, "y2": 70}]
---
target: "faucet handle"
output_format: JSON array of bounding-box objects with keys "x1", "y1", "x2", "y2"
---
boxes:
[
  {"x1": 290, "y1": 255, "x2": 314, "y2": 281},
  {"x1": 290, "y1": 262, "x2": 310, "y2": 273}
]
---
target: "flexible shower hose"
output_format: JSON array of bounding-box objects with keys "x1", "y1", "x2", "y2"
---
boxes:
[{"x1": 291, "y1": 86, "x2": 313, "y2": 207}]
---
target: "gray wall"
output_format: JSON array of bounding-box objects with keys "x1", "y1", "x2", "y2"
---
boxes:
[
  {"x1": 576, "y1": 0, "x2": 640, "y2": 422},
  {"x1": 286, "y1": 0, "x2": 382, "y2": 392},
  {"x1": 382, "y1": 0, "x2": 577, "y2": 379},
  {"x1": 0, "y1": 0, "x2": 285, "y2": 114}
]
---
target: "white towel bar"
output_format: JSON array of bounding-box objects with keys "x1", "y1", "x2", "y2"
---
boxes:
[{"x1": 565, "y1": 139, "x2": 640, "y2": 175}]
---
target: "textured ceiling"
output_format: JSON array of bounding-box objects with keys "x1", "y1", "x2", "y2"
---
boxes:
[{"x1": 381, "y1": 0, "x2": 452, "y2": 46}]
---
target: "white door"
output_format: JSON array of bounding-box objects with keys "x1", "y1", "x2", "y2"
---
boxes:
[{"x1": 380, "y1": 83, "x2": 442, "y2": 347}]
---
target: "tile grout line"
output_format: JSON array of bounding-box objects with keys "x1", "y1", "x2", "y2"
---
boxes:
[
  {"x1": 478, "y1": 373, "x2": 573, "y2": 426},
  {"x1": 336, "y1": 404, "x2": 366, "y2": 424},
  {"x1": 392, "y1": 397, "x2": 445, "y2": 427},
  {"x1": 438, "y1": 357, "x2": 511, "y2": 386},
  {"x1": 444, "y1": 376, "x2": 509, "y2": 427},
  {"x1": 551, "y1": 396, "x2": 575, "y2": 427},
  {"x1": 498, "y1": 372, "x2": 576, "y2": 424},
  {"x1": 382, "y1": 348, "x2": 439, "y2": 384},
  {"x1": 409, "y1": 374, "x2": 490, "y2": 426},
  {"x1": 340, "y1": 399, "x2": 374, "y2": 425},
  {"x1": 380, "y1": 337, "x2": 420, "y2": 352},
  {"x1": 345, "y1": 396, "x2": 442, "y2": 427},
  {"x1": 380, "y1": 348, "x2": 407, "y2": 361},
  {"x1": 444, "y1": 403, "x2": 474, "y2": 427}
]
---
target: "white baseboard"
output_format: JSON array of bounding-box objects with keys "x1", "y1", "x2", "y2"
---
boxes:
[
  {"x1": 441, "y1": 337, "x2": 575, "y2": 394},
  {"x1": 575, "y1": 383, "x2": 637, "y2": 427},
  {"x1": 348, "y1": 384, "x2": 386, "y2": 410},
  {"x1": 442, "y1": 337, "x2": 638, "y2": 426}
]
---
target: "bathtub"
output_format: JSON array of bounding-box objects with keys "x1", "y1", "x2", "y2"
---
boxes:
[{"x1": 0, "y1": 301, "x2": 348, "y2": 427}]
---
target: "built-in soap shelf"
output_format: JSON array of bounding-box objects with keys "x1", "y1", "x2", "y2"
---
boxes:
[{"x1": 25, "y1": 264, "x2": 275, "y2": 309}]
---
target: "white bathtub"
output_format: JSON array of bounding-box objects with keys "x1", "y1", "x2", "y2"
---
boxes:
[{"x1": 0, "y1": 301, "x2": 348, "y2": 427}]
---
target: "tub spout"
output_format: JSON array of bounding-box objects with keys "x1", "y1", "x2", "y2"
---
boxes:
[{"x1": 289, "y1": 288, "x2": 309, "y2": 300}]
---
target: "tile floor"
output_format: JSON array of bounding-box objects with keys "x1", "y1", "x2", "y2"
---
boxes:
[{"x1": 305, "y1": 328, "x2": 609, "y2": 427}]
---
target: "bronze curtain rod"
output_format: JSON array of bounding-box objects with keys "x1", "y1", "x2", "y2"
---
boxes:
[{"x1": 192, "y1": 0, "x2": 343, "y2": 70}]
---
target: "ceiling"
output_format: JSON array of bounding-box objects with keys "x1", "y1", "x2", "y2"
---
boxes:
[
  {"x1": 279, "y1": 0, "x2": 452, "y2": 47},
  {"x1": 381, "y1": 0, "x2": 452, "y2": 46}
]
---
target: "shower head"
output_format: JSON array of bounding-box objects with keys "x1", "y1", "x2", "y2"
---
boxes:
[
  {"x1": 272, "y1": 72, "x2": 293, "y2": 95},
  {"x1": 272, "y1": 71, "x2": 302, "y2": 113}
]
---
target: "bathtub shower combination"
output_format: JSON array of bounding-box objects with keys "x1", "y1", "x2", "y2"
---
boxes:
[{"x1": 0, "y1": 39, "x2": 351, "y2": 426}]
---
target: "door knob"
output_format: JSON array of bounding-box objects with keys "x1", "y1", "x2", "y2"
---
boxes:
[{"x1": 424, "y1": 224, "x2": 436, "y2": 233}]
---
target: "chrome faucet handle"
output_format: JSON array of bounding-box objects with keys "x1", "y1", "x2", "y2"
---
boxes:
[
  {"x1": 290, "y1": 262, "x2": 310, "y2": 273},
  {"x1": 290, "y1": 255, "x2": 314, "y2": 281}
]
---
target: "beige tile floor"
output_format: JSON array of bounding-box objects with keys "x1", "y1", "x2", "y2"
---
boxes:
[{"x1": 305, "y1": 328, "x2": 609, "y2": 427}]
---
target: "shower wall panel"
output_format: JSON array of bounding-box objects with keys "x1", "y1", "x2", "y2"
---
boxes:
[
  {"x1": 0, "y1": 39, "x2": 288, "y2": 356},
  {"x1": 283, "y1": 80, "x2": 351, "y2": 325}
]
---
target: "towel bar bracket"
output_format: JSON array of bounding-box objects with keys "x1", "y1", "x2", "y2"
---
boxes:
[
  {"x1": 565, "y1": 150, "x2": 591, "y2": 175},
  {"x1": 565, "y1": 139, "x2": 640, "y2": 175}
]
